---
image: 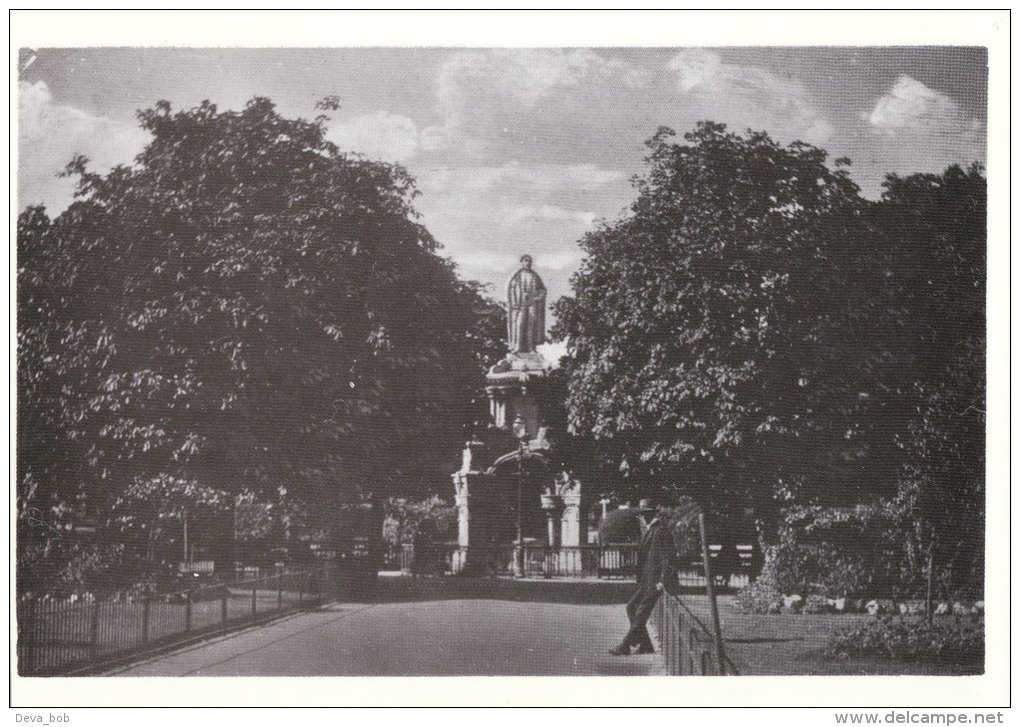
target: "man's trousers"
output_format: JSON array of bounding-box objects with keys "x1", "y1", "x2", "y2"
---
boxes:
[{"x1": 622, "y1": 588, "x2": 660, "y2": 651}]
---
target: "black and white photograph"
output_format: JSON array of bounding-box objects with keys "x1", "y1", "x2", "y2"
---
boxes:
[{"x1": 11, "y1": 9, "x2": 1008, "y2": 711}]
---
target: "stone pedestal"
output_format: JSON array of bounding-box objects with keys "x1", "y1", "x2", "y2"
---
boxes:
[{"x1": 485, "y1": 352, "x2": 547, "y2": 438}]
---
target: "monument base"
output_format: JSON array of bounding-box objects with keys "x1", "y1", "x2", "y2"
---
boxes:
[{"x1": 485, "y1": 351, "x2": 548, "y2": 432}]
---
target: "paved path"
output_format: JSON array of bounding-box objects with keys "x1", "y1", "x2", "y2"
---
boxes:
[{"x1": 106, "y1": 579, "x2": 664, "y2": 677}]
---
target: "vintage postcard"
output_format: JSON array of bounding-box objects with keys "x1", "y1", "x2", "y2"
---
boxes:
[{"x1": 10, "y1": 9, "x2": 1009, "y2": 711}]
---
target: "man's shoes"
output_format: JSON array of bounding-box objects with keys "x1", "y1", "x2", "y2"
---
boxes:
[
  {"x1": 635, "y1": 645, "x2": 655, "y2": 654},
  {"x1": 608, "y1": 645, "x2": 631, "y2": 656}
]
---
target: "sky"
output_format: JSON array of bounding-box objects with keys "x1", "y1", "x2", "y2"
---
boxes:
[{"x1": 17, "y1": 47, "x2": 987, "y2": 334}]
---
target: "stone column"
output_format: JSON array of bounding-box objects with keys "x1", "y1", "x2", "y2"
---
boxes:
[
  {"x1": 451, "y1": 440, "x2": 485, "y2": 573},
  {"x1": 489, "y1": 391, "x2": 507, "y2": 429},
  {"x1": 558, "y1": 474, "x2": 582, "y2": 548},
  {"x1": 453, "y1": 473, "x2": 470, "y2": 548},
  {"x1": 541, "y1": 493, "x2": 564, "y2": 548}
]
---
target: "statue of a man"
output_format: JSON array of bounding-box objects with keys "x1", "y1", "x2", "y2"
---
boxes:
[{"x1": 507, "y1": 254, "x2": 546, "y2": 354}]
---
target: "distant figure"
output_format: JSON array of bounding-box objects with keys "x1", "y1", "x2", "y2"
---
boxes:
[
  {"x1": 609, "y1": 498, "x2": 679, "y2": 656},
  {"x1": 507, "y1": 254, "x2": 546, "y2": 354}
]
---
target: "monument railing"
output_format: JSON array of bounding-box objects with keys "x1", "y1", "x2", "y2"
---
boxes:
[
  {"x1": 402, "y1": 543, "x2": 753, "y2": 587},
  {"x1": 405, "y1": 543, "x2": 637, "y2": 578},
  {"x1": 16, "y1": 563, "x2": 345, "y2": 676}
]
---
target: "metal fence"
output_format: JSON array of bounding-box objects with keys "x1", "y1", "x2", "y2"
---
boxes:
[
  {"x1": 401, "y1": 543, "x2": 752, "y2": 588},
  {"x1": 404, "y1": 543, "x2": 636, "y2": 578},
  {"x1": 653, "y1": 593, "x2": 739, "y2": 675},
  {"x1": 16, "y1": 563, "x2": 343, "y2": 676}
]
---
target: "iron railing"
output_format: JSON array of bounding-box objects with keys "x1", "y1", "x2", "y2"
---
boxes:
[
  {"x1": 400, "y1": 543, "x2": 752, "y2": 587},
  {"x1": 404, "y1": 544, "x2": 636, "y2": 578},
  {"x1": 653, "y1": 593, "x2": 739, "y2": 675},
  {"x1": 16, "y1": 563, "x2": 344, "y2": 676}
]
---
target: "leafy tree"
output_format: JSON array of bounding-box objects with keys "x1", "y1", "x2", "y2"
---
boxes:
[
  {"x1": 110, "y1": 473, "x2": 230, "y2": 567},
  {"x1": 554, "y1": 121, "x2": 985, "y2": 597},
  {"x1": 553, "y1": 123, "x2": 866, "y2": 520},
  {"x1": 382, "y1": 495, "x2": 457, "y2": 554},
  {"x1": 870, "y1": 165, "x2": 986, "y2": 598},
  {"x1": 17, "y1": 97, "x2": 502, "y2": 584},
  {"x1": 18, "y1": 204, "x2": 116, "y2": 586}
]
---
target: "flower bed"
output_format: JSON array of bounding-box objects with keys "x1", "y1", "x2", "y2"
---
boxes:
[{"x1": 825, "y1": 616, "x2": 983, "y2": 663}]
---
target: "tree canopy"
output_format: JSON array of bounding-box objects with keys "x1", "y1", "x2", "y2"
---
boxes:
[
  {"x1": 553, "y1": 121, "x2": 985, "y2": 561},
  {"x1": 554, "y1": 123, "x2": 868, "y2": 511},
  {"x1": 18, "y1": 97, "x2": 503, "y2": 584}
]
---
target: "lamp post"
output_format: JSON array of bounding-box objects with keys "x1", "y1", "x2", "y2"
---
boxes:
[{"x1": 511, "y1": 413, "x2": 529, "y2": 578}]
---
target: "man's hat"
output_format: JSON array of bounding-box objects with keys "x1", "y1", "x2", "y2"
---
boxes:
[{"x1": 637, "y1": 498, "x2": 659, "y2": 514}]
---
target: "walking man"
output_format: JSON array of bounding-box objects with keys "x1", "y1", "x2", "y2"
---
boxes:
[{"x1": 609, "y1": 498, "x2": 678, "y2": 655}]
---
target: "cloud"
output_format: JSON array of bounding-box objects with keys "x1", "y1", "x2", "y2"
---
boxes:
[
  {"x1": 327, "y1": 51, "x2": 644, "y2": 165},
  {"x1": 509, "y1": 205, "x2": 595, "y2": 227},
  {"x1": 667, "y1": 49, "x2": 833, "y2": 145},
  {"x1": 426, "y1": 49, "x2": 649, "y2": 161},
  {"x1": 863, "y1": 75, "x2": 981, "y2": 137},
  {"x1": 380, "y1": 49, "x2": 643, "y2": 302},
  {"x1": 18, "y1": 81, "x2": 149, "y2": 213},
  {"x1": 423, "y1": 162, "x2": 627, "y2": 196},
  {"x1": 413, "y1": 162, "x2": 631, "y2": 306},
  {"x1": 537, "y1": 339, "x2": 569, "y2": 368},
  {"x1": 536, "y1": 249, "x2": 584, "y2": 271},
  {"x1": 451, "y1": 250, "x2": 521, "y2": 274},
  {"x1": 327, "y1": 110, "x2": 423, "y2": 163},
  {"x1": 436, "y1": 49, "x2": 641, "y2": 124},
  {"x1": 853, "y1": 75, "x2": 985, "y2": 198}
]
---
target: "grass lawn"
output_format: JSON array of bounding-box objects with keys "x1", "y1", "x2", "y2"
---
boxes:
[{"x1": 680, "y1": 594, "x2": 982, "y2": 675}]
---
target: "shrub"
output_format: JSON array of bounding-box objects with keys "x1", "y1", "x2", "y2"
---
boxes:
[
  {"x1": 383, "y1": 496, "x2": 457, "y2": 552},
  {"x1": 124, "y1": 564, "x2": 181, "y2": 599},
  {"x1": 766, "y1": 536, "x2": 838, "y2": 596},
  {"x1": 825, "y1": 616, "x2": 983, "y2": 663},
  {"x1": 735, "y1": 572, "x2": 783, "y2": 614},
  {"x1": 762, "y1": 500, "x2": 927, "y2": 600},
  {"x1": 803, "y1": 594, "x2": 833, "y2": 614}
]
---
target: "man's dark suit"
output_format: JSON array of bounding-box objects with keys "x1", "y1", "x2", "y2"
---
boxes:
[{"x1": 618, "y1": 518, "x2": 678, "y2": 652}]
